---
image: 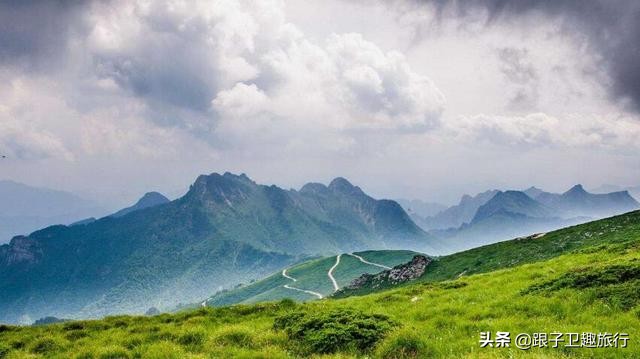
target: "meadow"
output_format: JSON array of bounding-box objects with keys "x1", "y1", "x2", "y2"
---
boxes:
[{"x1": 1, "y1": 212, "x2": 639, "y2": 358}]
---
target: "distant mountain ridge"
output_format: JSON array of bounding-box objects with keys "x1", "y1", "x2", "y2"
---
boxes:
[
  {"x1": 395, "y1": 199, "x2": 446, "y2": 221},
  {"x1": 532, "y1": 184, "x2": 639, "y2": 218},
  {"x1": 591, "y1": 184, "x2": 640, "y2": 201},
  {"x1": 401, "y1": 184, "x2": 639, "y2": 252},
  {"x1": 109, "y1": 192, "x2": 170, "y2": 218},
  {"x1": 0, "y1": 180, "x2": 106, "y2": 243},
  {"x1": 0, "y1": 172, "x2": 438, "y2": 324},
  {"x1": 405, "y1": 190, "x2": 499, "y2": 230}
]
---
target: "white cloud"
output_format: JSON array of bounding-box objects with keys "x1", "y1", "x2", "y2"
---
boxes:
[
  {"x1": 82, "y1": 0, "x2": 444, "y2": 136},
  {"x1": 0, "y1": 77, "x2": 73, "y2": 161},
  {"x1": 0, "y1": 119, "x2": 72, "y2": 161},
  {"x1": 1, "y1": 0, "x2": 640, "y2": 204},
  {"x1": 448, "y1": 113, "x2": 640, "y2": 152}
]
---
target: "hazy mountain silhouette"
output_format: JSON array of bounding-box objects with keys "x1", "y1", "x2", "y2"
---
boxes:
[
  {"x1": 0, "y1": 180, "x2": 105, "y2": 243},
  {"x1": 109, "y1": 192, "x2": 170, "y2": 218}
]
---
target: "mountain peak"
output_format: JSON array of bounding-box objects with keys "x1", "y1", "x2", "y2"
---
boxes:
[
  {"x1": 329, "y1": 177, "x2": 354, "y2": 190},
  {"x1": 110, "y1": 191, "x2": 169, "y2": 218},
  {"x1": 523, "y1": 186, "x2": 545, "y2": 199},
  {"x1": 472, "y1": 190, "x2": 551, "y2": 223},
  {"x1": 459, "y1": 194, "x2": 473, "y2": 203},
  {"x1": 138, "y1": 192, "x2": 169, "y2": 204},
  {"x1": 328, "y1": 177, "x2": 368, "y2": 198},
  {"x1": 188, "y1": 172, "x2": 253, "y2": 204},
  {"x1": 564, "y1": 184, "x2": 588, "y2": 196}
]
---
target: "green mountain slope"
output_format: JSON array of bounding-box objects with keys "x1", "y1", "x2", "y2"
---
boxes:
[
  {"x1": 339, "y1": 210, "x2": 640, "y2": 297},
  {"x1": 2, "y1": 211, "x2": 639, "y2": 358},
  {"x1": 207, "y1": 250, "x2": 418, "y2": 306},
  {"x1": 0, "y1": 173, "x2": 437, "y2": 324}
]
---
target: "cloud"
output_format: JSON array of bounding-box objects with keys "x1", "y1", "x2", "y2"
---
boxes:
[
  {"x1": 0, "y1": 0, "x2": 446, "y2": 170},
  {"x1": 1, "y1": 0, "x2": 639, "y2": 204},
  {"x1": 496, "y1": 47, "x2": 539, "y2": 110},
  {"x1": 396, "y1": 0, "x2": 640, "y2": 112},
  {"x1": 448, "y1": 112, "x2": 640, "y2": 152},
  {"x1": 0, "y1": 112, "x2": 72, "y2": 161},
  {"x1": 0, "y1": 0, "x2": 89, "y2": 70}
]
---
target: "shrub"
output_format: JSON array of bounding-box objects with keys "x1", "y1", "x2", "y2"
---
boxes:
[
  {"x1": 376, "y1": 330, "x2": 433, "y2": 359},
  {"x1": 10, "y1": 340, "x2": 25, "y2": 350},
  {"x1": 98, "y1": 346, "x2": 130, "y2": 359},
  {"x1": 123, "y1": 336, "x2": 144, "y2": 350},
  {"x1": 74, "y1": 352, "x2": 95, "y2": 359},
  {"x1": 66, "y1": 329, "x2": 89, "y2": 341},
  {"x1": 137, "y1": 341, "x2": 185, "y2": 359},
  {"x1": 177, "y1": 330, "x2": 206, "y2": 347},
  {"x1": 593, "y1": 280, "x2": 640, "y2": 310},
  {"x1": 214, "y1": 327, "x2": 255, "y2": 348},
  {"x1": 277, "y1": 298, "x2": 297, "y2": 310},
  {"x1": 30, "y1": 337, "x2": 63, "y2": 354},
  {"x1": 524, "y1": 264, "x2": 640, "y2": 310},
  {"x1": 439, "y1": 281, "x2": 467, "y2": 289},
  {"x1": 0, "y1": 343, "x2": 10, "y2": 359},
  {"x1": 273, "y1": 308, "x2": 396, "y2": 355},
  {"x1": 63, "y1": 321, "x2": 86, "y2": 331},
  {"x1": 525, "y1": 264, "x2": 640, "y2": 293},
  {"x1": 146, "y1": 330, "x2": 176, "y2": 342}
]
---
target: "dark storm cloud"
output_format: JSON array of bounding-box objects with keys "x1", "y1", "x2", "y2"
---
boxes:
[
  {"x1": 0, "y1": 0, "x2": 90, "y2": 69},
  {"x1": 409, "y1": 0, "x2": 640, "y2": 111},
  {"x1": 0, "y1": 0, "x2": 216, "y2": 119}
]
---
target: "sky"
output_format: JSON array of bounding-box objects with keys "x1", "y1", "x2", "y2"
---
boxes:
[{"x1": 0, "y1": 0, "x2": 639, "y2": 207}]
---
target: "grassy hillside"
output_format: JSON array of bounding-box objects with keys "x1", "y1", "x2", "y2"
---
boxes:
[
  {"x1": 337, "y1": 210, "x2": 640, "y2": 298},
  {"x1": 423, "y1": 210, "x2": 640, "y2": 282},
  {"x1": 1, "y1": 211, "x2": 639, "y2": 358},
  {"x1": 0, "y1": 173, "x2": 437, "y2": 324},
  {"x1": 207, "y1": 250, "x2": 418, "y2": 306}
]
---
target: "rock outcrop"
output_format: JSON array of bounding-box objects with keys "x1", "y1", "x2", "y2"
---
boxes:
[{"x1": 339, "y1": 255, "x2": 431, "y2": 293}]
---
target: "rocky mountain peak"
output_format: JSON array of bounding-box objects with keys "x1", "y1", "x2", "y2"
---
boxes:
[
  {"x1": 328, "y1": 177, "x2": 365, "y2": 196},
  {"x1": 188, "y1": 172, "x2": 252, "y2": 204}
]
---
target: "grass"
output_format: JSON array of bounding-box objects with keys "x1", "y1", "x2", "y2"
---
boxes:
[
  {"x1": 208, "y1": 250, "x2": 418, "y2": 305},
  {"x1": 1, "y1": 212, "x2": 640, "y2": 358}
]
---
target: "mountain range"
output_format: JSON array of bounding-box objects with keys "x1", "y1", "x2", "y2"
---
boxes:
[
  {"x1": 591, "y1": 184, "x2": 640, "y2": 200},
  {"x1": 403, "y1": 184, "x2": 639, "y2": 251},
  {"x1": 0, "y1": 172, "x2": 438, "y2": 324}
]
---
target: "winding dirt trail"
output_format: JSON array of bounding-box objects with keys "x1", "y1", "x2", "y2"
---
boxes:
[
  {"x1": 327, "y1": 254, "x2": 342, "y2": 292},
  {"x1": 346, "y1": 253, "x2": 391, "y2": 269},
  {"x1": 281, "y1": 268, "x2": 323, "y2": 299}
]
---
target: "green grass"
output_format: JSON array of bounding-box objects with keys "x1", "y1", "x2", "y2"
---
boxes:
[
  {"x1": 208, "y1": 250, "x2": 419, "y2": 305},
  {"x1": 2, "y1": 212, "x2": 640, "y2": 358},
  {"x1": 420, "y1": 210, "x2": 640, "y2": 282}
]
